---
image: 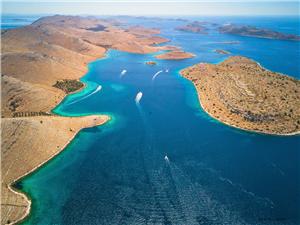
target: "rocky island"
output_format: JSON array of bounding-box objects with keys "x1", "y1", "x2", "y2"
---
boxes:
[
  {"x1": 146, "y1": 61, "x2": 157, "y2": 65},
  {"x1": 155, "y1": 51, "x2": 195, "y2": 60},
  {"x1": 1, "y1": 15, "x2": 185, "y2": 225},
  {"x1": 181, "y1": 56, "x2": 300, "y2": 135},
  {"x1": 219, "y1": 24, "x2": 300, "y2": 41},
  {"x1": 214, "y1": 49, "x2": 231, "y2": 55},
  {"x1": 175, "y1": 21, "x2": 208, "y2": 34}
]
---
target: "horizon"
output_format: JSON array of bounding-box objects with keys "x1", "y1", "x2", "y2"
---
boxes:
[{"x1": 2, "y1": 1, "x2": 300, "y2": 16}]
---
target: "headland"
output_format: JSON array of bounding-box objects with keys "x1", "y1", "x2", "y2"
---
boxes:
[{"x1": 181, "y1": 56, "x2": 300, "y2": 135}]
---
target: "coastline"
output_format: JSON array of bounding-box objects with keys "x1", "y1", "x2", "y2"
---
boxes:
[
  {"x1": 3, "y1": 60, "x2": 108, "y2": 225},
  {"x1": 2, "y1": 14, "x2": 176, "y2": 224},
  {"x1": 195, "y1": 93, "x2": 300, "y2": 136},
  {"x1": 4, "y1": 14, "x2": 299, "y2": 225},
  {"x1": 179, "y1": 58, "x2": 300, "y2": 136},
  {"x1": 3, "y1": 51, "x2": 110, "y2": 224},
  {"x1": 8, "y1": 115, "x2": 110, "y2": 225},
  {"x1": 6, "y1": 49, "x2": 111, "y2": 224}
]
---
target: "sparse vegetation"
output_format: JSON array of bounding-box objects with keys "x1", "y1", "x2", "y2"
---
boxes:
[
  {"x1": 146, "y1": 61, "x2": 157, "y2": 65},
  {"x1": 9, "y1": 97, "x2": 22, "y2": 112},
  {"x1": 181, "y1": 56, "x2": 300, "y2": 135},
  {"x1": 53, "y1": 79, "x2": 84, "y2": 93},
  {"x1": 12, "y1": 111, "x2": 52, "y2": 117}
]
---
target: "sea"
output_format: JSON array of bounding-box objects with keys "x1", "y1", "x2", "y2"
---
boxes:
[{"x1": 2, "y1": 15, "x2": 300, "y2": 225}]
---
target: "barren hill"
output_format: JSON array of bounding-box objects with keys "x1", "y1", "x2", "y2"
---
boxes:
[
  {"x1": 1, "y1": 15, "x2": 170, "y2": 117},
  {"x1": 181, "y1": 56, "x2": 300, "y2": 135}
]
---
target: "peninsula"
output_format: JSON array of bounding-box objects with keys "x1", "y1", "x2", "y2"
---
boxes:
[
  {"x1": 219, "y1": 24, "x2": 300, "y2": 41},
  {"x1": 1, "y1": 115, "x2": 108, "y2": 225},
  {"x1": 1, "y1": 15, "x2": 185, "y2": 224},
  {"x1": 181, "y1": 56, "x2": 300, "y2": 135}
]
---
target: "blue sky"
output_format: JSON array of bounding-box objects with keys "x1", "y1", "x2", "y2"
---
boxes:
[{"x1": 2, "y1": 1, "x2": 299, "y2": 16}]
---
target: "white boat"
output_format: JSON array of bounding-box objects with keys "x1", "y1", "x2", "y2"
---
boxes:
[
  {"x1": 135, "y1": 91, "x2": 143, "y2": 103},
  {"x1": 120, "y1": 69, "x2": 127, "y2": 77},
  {"x1": 164, "y1": 155, "x2": 169, "y2": 162}
]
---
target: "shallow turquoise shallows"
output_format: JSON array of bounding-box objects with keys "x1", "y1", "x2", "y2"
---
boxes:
[{"x1": 14, "y1": 16, "x2": 300, "y2": 225}]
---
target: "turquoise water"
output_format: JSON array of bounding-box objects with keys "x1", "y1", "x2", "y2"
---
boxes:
[{"x1": 12, "y1": 16, "x2": 300, "y2": 224}]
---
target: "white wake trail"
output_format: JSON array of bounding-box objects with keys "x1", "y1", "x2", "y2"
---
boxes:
[
  {"x1": 67, "y1": 85, "x2": 102, "y2": 105},
  {"x1": 152, "y1": 70, "x2": 163, "y2": 81}
]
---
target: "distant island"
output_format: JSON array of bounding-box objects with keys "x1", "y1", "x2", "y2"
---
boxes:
[
  {"x1": 146, "y1": 61, "x2": 157, "y2": 65},
  {"x1": 175, "y1": 21, "x2": 208, "y2": 34},
  {"x1": 214, "y1": 49, "x2": 231, "y2": 55},
  {"x1": 181, "y1": 56, "x2": 300, "y2": 135},
  {"x1": 219, "y1": 24, "x2": 300, "y2": 41},
  {"x1": 155, "y1": 51, "x2": 195, "y2": 60}
]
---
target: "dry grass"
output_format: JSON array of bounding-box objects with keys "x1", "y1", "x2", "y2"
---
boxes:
[
  {"x1": 1, "y1": 15, "x2": 170, "y2": 117},
  {"x1": 181, "y1": 56, "x2": 300, "y2": 135},
  {"x1": 1, "y1": 15, "x2": 167, "y2": 224},
  {"x1": 1, "y1": 115, "x2": 109, "y2": 225}
]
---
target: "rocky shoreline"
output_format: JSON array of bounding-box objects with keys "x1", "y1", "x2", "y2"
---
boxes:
[{"x1": 181, "y1": 56, "x2": 300, "y2": 135}]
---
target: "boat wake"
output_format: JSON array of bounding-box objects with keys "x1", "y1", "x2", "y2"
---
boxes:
[
  {"x1": 134, "y1": 160, "x2": 248, "y2": 225},
  {"x1": 152, "y1": 70, "x2": 163, "y2": 81},
  {"x1": 67, "y1": 85, "x2": 102, "y2": 105}
]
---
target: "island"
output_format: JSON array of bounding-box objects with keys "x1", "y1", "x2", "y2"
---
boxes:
[
  {"x1": 214, "y1": 49, "x2": 231, "y2": 55},
  {"x1": 175, "y1": 21, "x2": 208, "y2": 34},
  {"x1": 181, "y1": 56, "x2": 300, "y2": 135},
  {"x1": 146, "y1": 61, "x2": 157, "y2": 65},
  {"x1": 219, "y1": 24, "x2": 300, "y2": 41},
  {"x1": 1, "y1": 15, "x2": 181, "y2": 224},
  {"x1": 155, "y1": 51, "x2": 195, "y2": 60}
]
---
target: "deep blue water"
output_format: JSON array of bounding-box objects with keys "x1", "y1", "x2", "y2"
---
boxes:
[
  {"x1": 1, "y1": 14, "x2": 41, "y2": 29},
  {"x1": 10, "y1": 16, "x2": 300, "y2": 225}
]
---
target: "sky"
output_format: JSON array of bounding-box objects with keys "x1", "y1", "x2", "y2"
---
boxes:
[{"x1": 2, "y1": 1, "x2": 300, "y2": 16}]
